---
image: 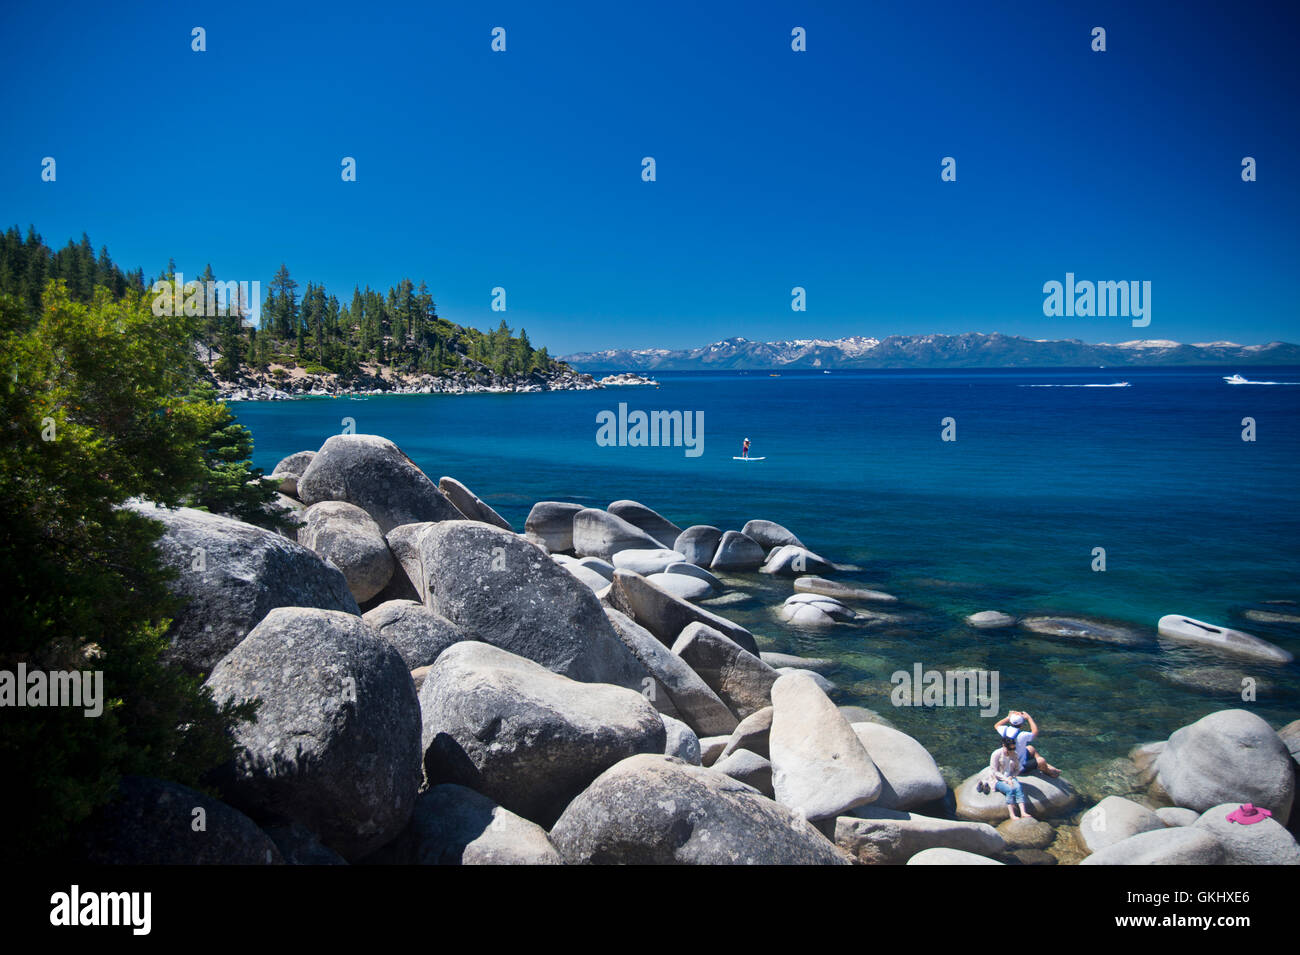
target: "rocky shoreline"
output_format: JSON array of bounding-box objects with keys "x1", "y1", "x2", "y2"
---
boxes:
[
  {"x1": 210, "y1": 365, "x2": 602, "y2": 402},
  {"x1": 77, "y1": 433, "x2": 1300, "y2": 865}
]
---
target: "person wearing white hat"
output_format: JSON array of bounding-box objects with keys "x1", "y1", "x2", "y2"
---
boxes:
[
  {"x1": 993, "y1": 710, "x2": 1061, "y2": 778},
  {"x1": 740, "y1": 437, "x2": 751, "y2": 459}
]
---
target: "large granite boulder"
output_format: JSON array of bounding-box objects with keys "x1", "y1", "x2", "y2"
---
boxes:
[
  {"x1": 711, "y1": 749, "x2": 774, "y2": 796},
  {"x1": 377, "y1": 521, "x2": 435, "y2": 603},
  {"x1": 126, "y1": 501, "x2": 359, "y2": 675},
  {"x1": 710, "y1": 530, "x2": 766, "y2": 571},
  {"x1": 1079, "y1": 795, "x2": 1165, "y2": 854},
  {"x1": 1155, "y1": 709, "x2": 1295, "y2": 822},
  {"x1": 851, "y1": 722, "x2": 946, "y2": 811},
  {"x1": 298, "y1": 500, "x2": 395, "y2": 603},
  {"x1": 720, "y1": 706, "x2": 774, "y2": 760},
  {"x1": 204, "y1": 608, "x2": 422, "y2": 861},
  {"x1": 366, "y1": 784, "x2": 561, "y2": 865},
  {"x1": 523, "y1": 501, "x2": 584, "y2": 553},
  {"x1": 608, "y1": 500, "x2": 683, "y2": 550},
  {"x1": 674, "y1": 525, "x2": 723, "y2": 566},
  {"x1": 835, "y1": 807, "x2": 1003, "y2": 865},
  {"x1": 572, "y1": 508, "x2": 662, "y2": 559},
  {"x1": 954, "y1": 770, "x2": 1079, "y2": 823},
  {"x1": 907, "y1": 847, "x2": 1005, "y2": 865},
  {"x1": 362, "y1": 599, "x2": 466, "y2": 669},
  {"x1": 269, "y1": 450, "x2": 316, "y2": 498},
  {"x1": 1079, "y1": 826, "x2": 1226, "y2": 865},
  {"x1": 548, "y1": 754, "x2": 852, "y2": 864},
  {"x1": 661, "y1": 714, "x2": 702, "y2": 765},
  {"x1": 77, "y1": 776, "x2": 282, "y2": 865},
  {"x1": 612, "y1": 548, "x2": 687, "y2": 576},
  {"x1": 604, "y1": 608, "x2": 738, "y2": 737},
  {"x1": 769, "y1": 672, "x2": 881, "y2": 820},
  {"x1": 1190, "y1": 802, "x2": 1300, "y2": 865},
  {"x1": 741, "y1": 519, "x2": 804, "y2": 551},
  {"x1": 672, "y1": 622, "x2": 779, "y2": 720},
  {"x1": 609, "y1": 569, "x2": 760, "y2": 654},
  {"x1": 418, "y1": 521, "x2": 649, "y2": 689},
  {"x1": 645, "y1": 572, "x2": 712, "y2": 602},
  {"x1": 438, "y1": 476, "x2": 512, "y2": 531},
  {"x1": 419, "y1": 642, "x2": 666, "y2": 827},
  {"x1": 296, "y1": 434, "x2": 461, "y2": 533}
]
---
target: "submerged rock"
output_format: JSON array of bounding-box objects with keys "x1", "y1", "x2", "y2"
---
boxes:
[
  {"x1": 966, "y1": 610, "x2": 1016, "y2": 629},
  {"x1": 794, "y1": 576, "x2": 898, "y2": 603},
  {"x1": 1019, "y1": 616, "x2": 1148, "y2": 646},
  {"x1": 1156, "y1": 614, "x2": 1293, "y2": 663}
]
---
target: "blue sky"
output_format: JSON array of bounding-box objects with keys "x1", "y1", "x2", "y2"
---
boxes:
[{"x1": 2, "y1": 0, "x2": 1296, "y2": 353}]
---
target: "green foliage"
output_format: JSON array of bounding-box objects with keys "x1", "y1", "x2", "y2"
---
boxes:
[
  {"x1": 186, "y1": 385, "x2": 284, "y2": 528},
  {"x1": 0, "y1": 284, "x2": 253, "y2": 863}
]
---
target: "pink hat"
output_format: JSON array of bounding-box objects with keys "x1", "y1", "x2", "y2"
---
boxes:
[{"x1": 1225, "y1": 803, "x2": 1272, "y2": 825}]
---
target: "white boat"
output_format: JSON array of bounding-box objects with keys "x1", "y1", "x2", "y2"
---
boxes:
[{"x1": 1223, "y1": 373, "x2": 1249, "y2": 384}]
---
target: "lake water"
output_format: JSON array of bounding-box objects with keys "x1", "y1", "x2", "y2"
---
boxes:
[{"x1": 232, "y1": 366, "x2": 1300, "y2": 795}]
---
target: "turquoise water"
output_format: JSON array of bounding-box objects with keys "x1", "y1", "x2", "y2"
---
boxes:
[{"x1": 233, "y1": 367, "x2": 1300, "y2": 796}]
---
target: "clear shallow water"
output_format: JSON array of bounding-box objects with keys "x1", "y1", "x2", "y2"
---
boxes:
[{"x1": 233, "y1": 366, "x2": 1300, "y2": 796}]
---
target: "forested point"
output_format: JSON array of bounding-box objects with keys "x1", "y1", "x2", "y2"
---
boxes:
[{"x1": 0, "y1": 225, "x2": 566, "y2": 387}]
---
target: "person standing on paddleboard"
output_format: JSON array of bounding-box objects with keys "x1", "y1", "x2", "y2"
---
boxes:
[{"x1": 741, "y1": 437, "x2": 750, "y2": 459}]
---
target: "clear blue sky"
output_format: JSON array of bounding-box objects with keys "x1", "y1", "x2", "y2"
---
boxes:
[{"x1": 2, "y1": 0, "x2": 1296, "y2": 353}]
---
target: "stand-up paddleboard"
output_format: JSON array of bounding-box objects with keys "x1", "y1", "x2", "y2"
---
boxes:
[{"x1": 733, "y1": 456, "x2": 766, "y2": 461}]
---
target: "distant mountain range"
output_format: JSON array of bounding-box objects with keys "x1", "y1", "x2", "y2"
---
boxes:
[{"x1": 563, "y1": 333, "x2": 1300, "y2": 371}]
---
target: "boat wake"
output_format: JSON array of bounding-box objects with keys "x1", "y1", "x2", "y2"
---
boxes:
[{"x1": 1020, "y1": 382, "x2": 1131, "y2": 388}]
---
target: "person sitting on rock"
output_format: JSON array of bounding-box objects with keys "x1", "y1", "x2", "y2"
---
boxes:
[
  {"x1": 989, "y1": 735, "x2": 1032, "y2": 820},
  {"x1": 993, "y1": 710, "x2": 1061, "y2": 778}
]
